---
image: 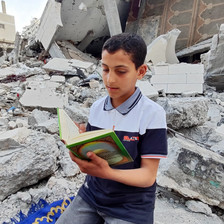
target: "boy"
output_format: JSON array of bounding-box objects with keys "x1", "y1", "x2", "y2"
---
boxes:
[{"x1": 56, "y1": 33, "x2": 167, "y2": 224}]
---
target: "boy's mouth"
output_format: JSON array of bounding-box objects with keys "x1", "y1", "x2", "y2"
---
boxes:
[{"x1": 106, "y1": 86, "x2": 119, "y2": 91}]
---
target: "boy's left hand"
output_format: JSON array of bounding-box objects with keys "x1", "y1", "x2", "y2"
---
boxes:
[{"x1": 69, "y1": 151, "x2": 112, "y2": 178}]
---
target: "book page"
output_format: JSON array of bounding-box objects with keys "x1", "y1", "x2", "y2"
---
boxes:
[
  {"x1": 67, "y1": 129, "x2": 113, "y2": 145},
  {"x1": 58, "y1": 109, "x2": 79, "y2": 143}
]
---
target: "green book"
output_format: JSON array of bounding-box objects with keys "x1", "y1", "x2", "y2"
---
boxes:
[{"x1": 57, "y1": 108, "x2": 133, "y2": 166}]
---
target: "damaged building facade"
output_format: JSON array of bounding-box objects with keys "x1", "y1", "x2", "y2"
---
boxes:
[
  {"x1": 0, "y1": 0, "x2": 15, "y2": 59},
  {"x1": 126, "y1": 0, "x2": 224, "y2": 50}
]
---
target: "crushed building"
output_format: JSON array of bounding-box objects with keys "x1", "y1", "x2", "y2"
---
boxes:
[{"x1": 0, "y1": 1, "x2": 224, "y2": 222}]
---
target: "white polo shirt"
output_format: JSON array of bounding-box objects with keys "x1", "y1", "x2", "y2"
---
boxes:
[{"x1": 78, "y1": 87, "x2": 167, "y2": 223}]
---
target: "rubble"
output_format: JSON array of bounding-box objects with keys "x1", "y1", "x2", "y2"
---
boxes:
[
  {"x1": 0, "y1": 54, "x2": 223, "y2": 223},
  {"x1": 146, "y1": 29, "x2": 181, "y2": 65},
  {"x1": 158, "y1": 136, "x2": 224, "y2": 209},
  {"x1": 19, "y1": 80, "x2": 68, "y2": 110},
  {"x1": 157, "y1": 97, "x2": 208, "y2": 130},
  {"x1": 42, "y1": 57, "x2": 96, "y2": 74},
  {"x1": 0, "y1": 2, "x2": 224, "y2": 223}
]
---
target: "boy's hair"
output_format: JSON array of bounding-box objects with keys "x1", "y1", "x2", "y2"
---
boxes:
[{"x1": 102, "y1": 33, "x2": 147, "y2": 69}]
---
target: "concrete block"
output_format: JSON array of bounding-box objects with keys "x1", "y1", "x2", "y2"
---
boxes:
[
  {"x1": 50, "y1": 75, "x2": 66, "y2": 83},
  {"x1": 168, "y1": 63, "x2": 204, "y2": 75},
  {"x1": 187, "y1": 74, "x2": 204, "y2": 84},
  {"x1": 188, "y1": 64, "x2": 204, "y2": 74},
  {"x1": 168, "y1": 63, "x2": 189, "y2": 74},
  {"x1": 151, "y1": 65, "x2": 169, "y2": 75},
  {"x1": 167, "y1": 83, "x2": 203, "y2": 94},
  {"x1": 43, "y1": 58, "x2": 94, "y2": 73},
  {"x1": 151, "y1": 74, "x2": 187, "y2": 84}
]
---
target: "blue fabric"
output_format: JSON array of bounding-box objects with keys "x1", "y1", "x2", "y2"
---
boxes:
[{"x1": 4, "y1": 197, "x2": 74, "y2": 224}]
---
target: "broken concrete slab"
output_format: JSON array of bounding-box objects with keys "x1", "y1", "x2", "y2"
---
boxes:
[
  {"x1": 19, "y1": 81, "x2": 68, "y2": 110},
  {"x1": 57, "y1": 40, "x2": 98, "y2": 64},
  {"x1": 157, "y1": 136, "x2": 224, "y2": 209},
  {"x1": 43, "y1": 58, "x2": 95, "y2": 74},
  {"x1": 36, "y1": 0, "x2": 130, "y2": 53},
  {"x1": 136, "y1": 80, "x2": 158, "y2": 100},
  {"x1": 0, "y1": 127, "x2": 31, "y2": 144},
  {"x1": 146, "y1": 29, "x2": 181, "y2": 65},
  {"x1": 48, "y1": 41, "x2": 66, "y2": 59},
  {"x1": 157, "y1": 97, "x2": 208, "y2": 130},
  {"x1": 0, "y1": 63, "x2": 45, "y2": 81},
  {"x1": 50, "y1": 75, "x2": 65, "y2": 83},
  {"x1": 35, "y1": 0, "x2": 63, "y2": 51},
  {"x1": 103, "y1": 0, "x2": 122, "y2": 36},
  {"x1": 176, "y1": 38, "x2": 212, "y2": 59},
  {"x1": 0, "y1": 130, "x2": 59, "y2": 201}
]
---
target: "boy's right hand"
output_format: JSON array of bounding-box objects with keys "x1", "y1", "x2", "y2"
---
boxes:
[{"x1": 69, "y1": 151, "x2": 112, "y2": 179}]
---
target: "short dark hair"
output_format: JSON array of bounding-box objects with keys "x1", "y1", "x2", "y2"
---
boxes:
[{"x1": 102, "y1": 33, "x2": 147, "y2": 69}]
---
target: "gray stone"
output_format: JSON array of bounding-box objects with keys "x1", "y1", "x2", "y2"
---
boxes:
[
  {"x1": 8, "y1": 121, "x2": 16, "y2": 129},
  {"x1": 158, "y1": 136, "x2": 224, "y2": 209},
  {"x1": 28, "y1": 109, "x2": 50, "y2": 127},
  {"x1": 185, "y1": 200, "x2": 212, "y2": 216},
  {"x1": 157, "y1": 97, "x2": 208, "y2": 130},
  {"x1": 57, "y1": 141, "x2": 80, "y2": 177},
  {"x1": 0, "y1": 130, "x2": 59, "y2": 200},
  {"x1": 37, "y1": 118, "x2": 59, "y2": 134}
]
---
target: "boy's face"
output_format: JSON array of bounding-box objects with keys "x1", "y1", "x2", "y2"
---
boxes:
[{"x1": 101, "y1": 49, "x2": 147, "y2": 108}]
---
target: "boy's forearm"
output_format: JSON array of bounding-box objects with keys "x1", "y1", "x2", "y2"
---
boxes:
[
  {"x1": 107, "y1": 159, "x2": 160, "y2": 188},
  {"x1": 70, "y1": 151, "x2": 160, "y2": 188}
]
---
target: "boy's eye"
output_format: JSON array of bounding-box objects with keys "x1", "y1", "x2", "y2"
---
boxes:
[
  {"x1": 117, "y1": 70, "x2": 127, "y2": 74},
  {"x1": 102, "y1": 69, "x2": 109, "y2": 72}
]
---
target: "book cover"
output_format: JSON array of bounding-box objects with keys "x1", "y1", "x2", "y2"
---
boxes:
[{"x1": 57, "y1": 108, "x2": 133, "y2": 166}]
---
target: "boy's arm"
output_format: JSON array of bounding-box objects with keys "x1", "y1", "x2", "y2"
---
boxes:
[{"x1": 69, "y1": 151, "x2": 159, "y2": 188}]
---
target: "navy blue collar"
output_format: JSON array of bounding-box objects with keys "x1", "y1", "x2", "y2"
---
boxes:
[{"x1": 103, "y1": 87, "x2": 142, "y2": 115}]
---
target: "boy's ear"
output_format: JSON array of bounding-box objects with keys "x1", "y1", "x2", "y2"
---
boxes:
[{"x1": 137, "y1": 64, "x2": 148, "y2": 80}]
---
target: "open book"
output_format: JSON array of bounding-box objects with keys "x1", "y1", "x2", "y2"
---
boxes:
[{"x1": 57, "y1": 108, "x2": 133, "y2": 166}]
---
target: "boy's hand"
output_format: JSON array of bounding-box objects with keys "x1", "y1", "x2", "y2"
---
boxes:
[
  {"x1": 69, "y1": 151, "x2": 112, "y2": 178},
  {"x1": 74, "y1": 122, "x2": 86, "y2": 133}
]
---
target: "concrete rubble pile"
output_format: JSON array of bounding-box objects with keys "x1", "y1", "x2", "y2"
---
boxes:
[
  {"x1": 0, "y1": 52, "x2": 223, "y2": 224},
  {"x1": 0, "y1": 5, "x2": 224, "y2": 224}
]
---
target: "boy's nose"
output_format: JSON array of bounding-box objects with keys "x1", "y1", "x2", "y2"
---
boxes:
[{"x1": 107, "y1": 71, "x2": 116, "y2": 83}]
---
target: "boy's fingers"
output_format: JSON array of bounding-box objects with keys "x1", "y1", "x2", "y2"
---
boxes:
[
  {"x1": 79, "y1": 123, "x2": 86, "y2": 133},
  {"x1": 87, "y1": 152, "x2": 105, "y2": 165},
  {"x1": 74, "y1": 122, "x2": 86, "y2": 133}
]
